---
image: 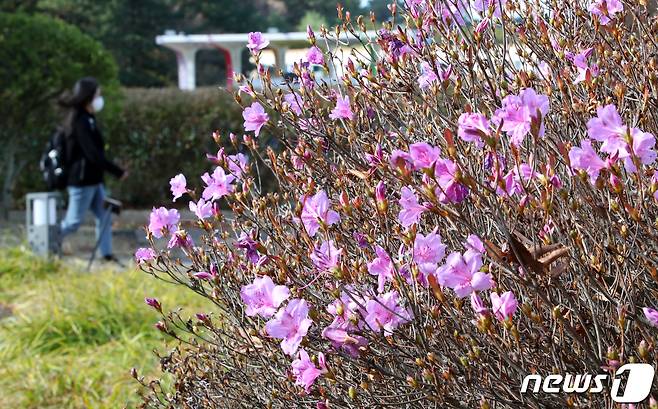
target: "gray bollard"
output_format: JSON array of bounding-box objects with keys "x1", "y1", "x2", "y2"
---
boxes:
[{"x1": 26, "y1": 192, "x2": 62, "y2": 256}]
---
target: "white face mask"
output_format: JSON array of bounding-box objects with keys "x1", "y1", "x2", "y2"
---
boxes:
[{"x1": 92, "y1": 96, "x2": 104, "y2": 112}]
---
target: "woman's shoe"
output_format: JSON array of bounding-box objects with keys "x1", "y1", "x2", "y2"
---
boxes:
[{"x1": 102, "y1": 254, "x2": 125, "y2": 268}]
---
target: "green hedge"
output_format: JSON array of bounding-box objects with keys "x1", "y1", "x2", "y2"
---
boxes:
[{"x1": 103, "y1": 87, "x2": 244, "y2": 207}]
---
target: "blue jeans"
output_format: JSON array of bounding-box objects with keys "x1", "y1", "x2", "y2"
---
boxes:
[{"x1": 60, "y1": 183, "x2": 113, "y2": 257}]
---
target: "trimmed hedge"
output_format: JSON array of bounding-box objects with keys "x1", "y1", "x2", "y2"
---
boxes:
[{"x1": 101, "y1": 87, "x2": 243, "y2": 207}]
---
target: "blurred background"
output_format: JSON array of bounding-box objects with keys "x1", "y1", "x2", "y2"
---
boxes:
[{"x1": 0, "y1": 0, "x2": 392, "y2": 215}]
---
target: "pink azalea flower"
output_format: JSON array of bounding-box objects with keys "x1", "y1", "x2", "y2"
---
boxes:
[
  {"x1": 588, "y1": 0, "x2": 623, "y2": 25},
  {"x1": 243, "y1": 102, "x2": 269, "y2": 136},
  {"x1": 236, "y1": 231, "x2": 260, "y2": 263},
  {"x1": 322, "y1": 322, "x2": 368, "y2": 357},
  {"x1": 434, "y1": 158, "x2": 469, "y2": 203},
  {"x1": 471, "y1": 293, "x2": 488, "y2": 315},
  {"x1": 284, "y1": 93, "x2": 303, "y2": 115},
  {"x1": 398, "y1": 186, "x2": 428, "y2": 227},
  {"x1": 202, "y1": 167, "x2": 235, "y2": 201},
  {"x1": 465, "y1": 234, "x2": 485, "y2": 255},
  {"x1": 413, "y1": 230, "x2": 446, "y2": 276},
  {"x1": 329, "y1": 95, "x2": 354, "y2": 121},
  {"x1": 291, "y1": 349, "x2": 327, "y2": 392},
  {"x1": 568, "y1": 48, "x2": 599, "y2": 84},
  {"x1": 418, "y1": 62, "x2": 438, "y2": 89},
  {"x1": 458, "y1": 112, "x2": 489, "y2": 148},
  {"x1": 435, "y1": 251, "x2": 494, "y2": 298},
  {"x1": 643, "y1": 307, "x2": 658, "y2": 327},
  {"x1": 569, "y1": 139, "x2": 608, "y2": 184},
  {"x1": 300, "y1": 190, "x2": 341, "y2": 237},
  {"x1": 623, "y1": 128, "x2": 657, "y2": 173},
  {"x1": 490, "y1": 291, "x2": 518, "y2": 321},
  {"x1": 475, "y1": 17, "x2": 490, "y2": 33},
  {"x1": 409, "y1": 142, "x2": 441, "y2": 170},
  {"x1": 364, "y1": 290, "x2": 413, "y2": 335},
  {"x1": 167, "y1": 230, "x2": 194, "y2": 249},
  {"x1": 135, "y1": 247, "x2": 156, "y2": 263},
  {"x1": 193, "y1": 270, "x2": 213, "y2": 280},
  {"x1": 169, "y1": 174, "x2": 187, "y2": 201},
  {"x1": 310, "y1": 240, "x2": 342, "y2": 272},
  {"x1": 538, "y1": 60, "x2": 552, "y2": 78},
  {"x1": 390, "y1": 149, "x2": 413, "y2": 171},
  {"x1": 189, "y1": 198, "x2": 214, "y2": 220},
  {"x1": 587, "y1": 104, "x2": 627, "y2": 156},
  {"x1": 148, "y1": 207, "x2": 180, "y2": 238},
  {"x1": 368, "y1": 245, "x2": 394, "y2": 293},
  {"x1": 493, "y1": 88, "x2": 549, "y2": 146},
  {"x1": 144, "y1": 297, "x2": 161, "y2": 311},
  {"x1": 246, "y1": 31, "x2": 269, "y2": 52},
  {"x1": 265, "y1": 298, "x2": 314, "y2": 356},
  {"x1": 241, "y1": 275, "x2": 290, "y2": 318},
  {"x1": 226, "y1": 153, "x2": 249, "y2": 178},
  {"x1": 306, "y1": 46, "x2": 324, "y2": 65}
]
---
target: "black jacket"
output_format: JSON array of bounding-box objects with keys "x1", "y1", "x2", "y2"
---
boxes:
[{"x1": 66, "y1": 110, "x2": 124, "y2": 187}]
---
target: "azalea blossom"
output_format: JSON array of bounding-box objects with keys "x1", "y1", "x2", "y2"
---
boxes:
[
  {"x1": 148, "y1": 207, "x2": 180, "y2": 238},
  {"x1": 623, "y1": 128, "x2": 657, "y2": 173},
  {"x1": 169, "y1": 173, "x2": 187, "y2": 201},
  {"x1": 306, "y1": 46, "x2": 324, "y2": 65},
  {"x1": 389, "y1": 149, "x2": 413, "y2": 171},
  {"x1": 643, "y1": 307, "x2": 658, "y2": 327},
  {"x1": 490, "y1": 291, "x2": 518, "y2": 321},
  {"x1": 201, "y1": 167, "x2": 235, "y2": 201},
  {"x1": 265, "y1": 298, "x2": 313, "y2": 356},
  {"x1": 189, "y1": 198, "x2": 214, "y2": 219},
  {"x1": 398, "y1": 186, "x2": 428, "y2": 227},
  {"x1": 569, "y1": 139, "x2": 608, "y2": 184},
  {"x1": 409, "y1": 142, "x2": 441, "y2": 170},
  {"x1": 493, "y1": 88, "x2": 549, "y2": 146},
  {"x1": 226, "y1": 153, "x2": 249, "y2": 178},
  {"x1": 284, "y1": 93, "x2": 303, "y2": 115},
  {"x1": 368, "y1": 245, "x2": 395, "y2": 293},
  {"x1": 329, "y1": 95, "x2": 354, "y2": 121},
  {"x1": 243, "y1": 102, "x2": 269, "y2": 136},
  {"x1": 471, "y1": 293, "x2": 488, "y2": 315},
  {"x1": 240, "y1": 275, "x2": 290, "y2": 318},
  {"x1": 291, "y1": 349, "x2": 327, "y2": 392},
  {"x1": 567, "y1": 48, "x2": 599, "y2": 84},
  {"x1": 588, "y1": 0, "x2": 623, "y2": 25},
  {"x1": 246, "y1": 31, "x2": 269, "y2": 52},
  {"x1": 364, "y1": 290, "x2": 413, "y2": 335},
  {"x1": 135, "y1": 247, "x2": 156, "y2": 263},
  {"x1": 413, "y1": 230, "x2": 446, "y2": 276},
  {"x1": 322, "y1": 322, "x2": 368, "y2": 357},
  {"x1": 435, "y1": 251, "x2": 494, "y2": 298},
  {"x1": 310, "y1": 240, "x2": 342, "y2": 272},
  {"x1": 418, "y1": 61, "x2": 438, "y2": 89},
  {"x1": 167, "y1": 229, "x2": 194, "y2": 249},
  {"x1": 300, "y1": 190, "x2": 341, "y2": 237},
  {"x1": 434, "y1": 158, "x2": 469, "y2": 203},
  {"x1": 458, "y1": 112, "x2": 489, "y2": 148},
  {"x1": 236, "y1": 231, "x2": 260, "y2": 263},
  {"x1": 586, "y1": 104, "x2": 627, "y2": 156}
]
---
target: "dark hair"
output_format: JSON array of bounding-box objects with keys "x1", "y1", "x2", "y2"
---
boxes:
[{"x1": 59, "y1": 77, "x2": 99, "y2": 134}]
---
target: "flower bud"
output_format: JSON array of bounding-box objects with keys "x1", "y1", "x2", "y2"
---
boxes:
[
  {"x1": 145, "y1": 297, "x2": 162, "y2": 312},
  {"x1": 639, "y1": 340, "x2": 649, "y2": 360}
]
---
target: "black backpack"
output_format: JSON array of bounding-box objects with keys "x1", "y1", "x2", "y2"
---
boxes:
[{"x1": 40, "y1": 127, "x2": 69, "y2": 191}]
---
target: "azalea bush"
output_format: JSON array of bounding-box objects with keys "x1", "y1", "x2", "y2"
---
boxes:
[{"x1": 135, "y1": 1, "x2": 658, "y2": 407}]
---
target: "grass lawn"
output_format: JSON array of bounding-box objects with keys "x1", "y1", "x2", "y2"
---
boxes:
[{"x1": 0, "y1": 246, "x2": 206, "y2": 409}]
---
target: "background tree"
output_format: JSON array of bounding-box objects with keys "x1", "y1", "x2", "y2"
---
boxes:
[{"x1": 0, "y1": 12, "x2": 119, "y2": 218}]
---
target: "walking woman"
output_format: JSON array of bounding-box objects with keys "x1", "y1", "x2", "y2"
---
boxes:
[{"x1": 58, "y1": 77, "x2": 127, "y2": 263}]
